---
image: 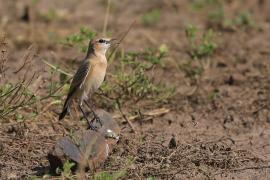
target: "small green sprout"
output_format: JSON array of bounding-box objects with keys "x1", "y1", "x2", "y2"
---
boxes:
[
  {"x1": 223, "y1": 11, "x2": 255, "y2": 29},
  {"x1": 234, "y1": 11, "x2": 254, "y2": 27},
  {"x1": 94, "y1": 170, "x2": 127, "y2": 180},
  {"x1": 185, "y1": 25, "x2": 217, "y2": 59},
  {"x1": 141, "y1": 9, "x2": 161, "y2": 26},
  {"x1": 56, "y1": 160, "x2": 75, "y2": 179},
  {"x1": 180, "y1": 25, "x2": 217, "y2": 84},
  {"x1": 38, "y1": 8, "x2": 58, "y2": 22}
]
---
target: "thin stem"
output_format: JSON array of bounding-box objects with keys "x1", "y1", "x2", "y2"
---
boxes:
[{"x1": 102, "y1": 0, "x2": 111, "y2": 36}]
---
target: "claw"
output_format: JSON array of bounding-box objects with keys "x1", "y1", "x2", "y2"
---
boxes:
[
  {"x1": 86, "y1": 121, "x2": 97, "y2": 131},
  {"x1": 93, "y1": 113, "x2": 103, "y2": 127},
  {"x1": 84, "y1": 100, "x2": 103, "y2": 127}
]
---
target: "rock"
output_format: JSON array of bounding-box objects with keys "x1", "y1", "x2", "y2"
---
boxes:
[
  {"x1": 168, "y1": 134, "x2": 177, "y2": 149},
  {"x1": 48, "y1": 110, "x2": 120, "y2": 172}
]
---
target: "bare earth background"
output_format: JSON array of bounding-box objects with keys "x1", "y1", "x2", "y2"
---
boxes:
[{"x1": 0, "y1": 0, "x2": 270, "y2": 179}]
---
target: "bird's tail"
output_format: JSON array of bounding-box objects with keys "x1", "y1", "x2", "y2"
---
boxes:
[{"x1": 59, "y1": 98, "x2": 71, "y2": 120}]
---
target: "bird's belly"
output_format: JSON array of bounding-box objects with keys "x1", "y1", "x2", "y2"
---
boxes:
[{"x1": 83, "y1": 64, "x2": 107, "y2": 96}]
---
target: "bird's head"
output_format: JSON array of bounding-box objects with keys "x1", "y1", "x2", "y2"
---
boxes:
[{"x1": 91, "y1": 38, "x2": 117, "y2": 55}]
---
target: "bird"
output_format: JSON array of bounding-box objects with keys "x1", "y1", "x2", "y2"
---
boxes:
[{"x1": 59, "y1": 38, "x2": 116, "y2": 130}]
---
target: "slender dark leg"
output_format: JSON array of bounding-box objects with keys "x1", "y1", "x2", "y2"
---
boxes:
[
  {"x1": 78, "y1": 104, "x2": 96, "y2": 130},
  {"x1": 83, "y1": 100, "x2": 103, "y2": 126}
]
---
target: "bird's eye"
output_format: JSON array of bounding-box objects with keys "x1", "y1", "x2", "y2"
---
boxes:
[{"x1": 98, "y1": 39, "x2": 105, "y2": 43}]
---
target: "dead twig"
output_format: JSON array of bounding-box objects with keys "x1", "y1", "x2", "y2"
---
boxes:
[
  {"x1": 108, "y1": 19, "x2": 136, "y2": 60},
  {"x1": 113, "y1": 107, "x2": 170, "y2": 122},
  {"x1": 116, "y1": 99, "x2": 136, "y2": 133},
  {"x1": 13, "y1": 44, "x2": 37, "y2": 74}
]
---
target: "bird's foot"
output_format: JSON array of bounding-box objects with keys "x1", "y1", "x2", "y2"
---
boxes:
[
  {"x1": 86, "y1": 121, "x2": 98, "y2": 131},
  {"x1": 91, "y1": 113, "x2": 103, "y2": 127}
]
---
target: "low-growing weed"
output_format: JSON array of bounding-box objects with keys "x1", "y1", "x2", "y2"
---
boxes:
[
  {"x1": 56, "y1": 160, "x2": 75, "y2": 179},
  {"x1": 93, "y1": 170, "x2": 126, "y2": 180},
  {"x1": 97, "y1": 45, "x2": 174, "y2": 109},
  {"x1": 63, "y1": 27, "x2": 96, "y2": 52},
  {"x1": 224, "y1": 11, "x2": 255, "y2": 28},
  {"x1": 191, "y1": 0, "x2": 221, "y2": 10},
  {"x1": 185, "y1": 24, "x2": 217, "y2": 59},
  {"x1": 179, "y1": 24, "x2": 217, "y2": 85},
  {"x1": 141, "y1": 9, "x2": 161, "y2": 26}
]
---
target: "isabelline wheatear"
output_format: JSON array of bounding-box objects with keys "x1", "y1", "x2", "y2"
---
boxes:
[{"x1": 59, "y1": 38, "x2": 116, "y2": 130}]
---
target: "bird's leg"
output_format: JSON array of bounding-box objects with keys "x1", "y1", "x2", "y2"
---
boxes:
[
  {"x1": 78, "y1": 104, "x2": 97, "y2": 130},
  {"x1": 83, "y1": 100, "x2": 103, "y2": 126}
]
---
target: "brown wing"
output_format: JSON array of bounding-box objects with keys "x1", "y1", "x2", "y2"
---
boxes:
[
  {"x1": 59, "y1": 59, "x2": 90, "y2": 120},
  {"x1": 69, "y1": 59, "x2": 90, "y2": 95}
]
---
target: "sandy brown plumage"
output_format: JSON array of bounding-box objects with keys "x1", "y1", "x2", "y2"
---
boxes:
[{"x1": 59, "y1": 38, "x2": 114, "y2": 129}]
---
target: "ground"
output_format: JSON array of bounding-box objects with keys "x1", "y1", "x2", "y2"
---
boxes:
[{"x1": 0, "y1": 0, "x2": 270, "y2": 179}]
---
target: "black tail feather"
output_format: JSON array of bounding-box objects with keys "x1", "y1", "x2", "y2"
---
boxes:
[
  {"x1": 59, "y1": 99, "x2": 70, "y2": 120},
  {"x1": 59, "y1": 107, "x2": 68, "y2": 120}
]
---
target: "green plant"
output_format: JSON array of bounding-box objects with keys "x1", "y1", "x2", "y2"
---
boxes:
[
  {"x1": 38, "y1": 8, "x2": 58, "y2": 22},
  {"x1": 31, "y1": 0, "x2": 39, "y2": 5},
  {"x1": 56, "y1": 160, "x2": 75, "y2": 179},
  {"x1": 233, "y1": 11, "x2": 254, "y2": 28},
  {"x1": 0, "y1": 81, "x2": 37, "y2": 119},
  {"x1": 94, "y1": 170, "x2": 126, "y2": 180},
  {"x1": 178, "y1": 61, "x2": 204, "y2": 83},
  {"x1": 185, "y1": 24, "x2": 217, "y2": 59},
  {"x1": 179, "y1": 25, "x2": 217, "y2": 85},
  {"x1": 223, "y1": 11, "x2": 255, "y2": 29},
  {"x1": 191, "y1": 0, "x2": 221, "y2": 10},
  {"x1": 208, "y1": 89, "x2": 219, "y2": 101},
  {"x1": 141, "y1": 9, "x2": 161, "y2": 26},
  {"x1": 63, "y1": 27, "x2": 96, "y2": 52},
  {"x1": 97, "y1": 46, "x2": 174, "y2": 110},
  {"x1": 42, "y1": 59, "x2": 71, "y2": 100}
]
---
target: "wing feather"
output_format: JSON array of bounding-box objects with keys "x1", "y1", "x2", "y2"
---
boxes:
[
  {"x1": 59, "y1": 59, "x2": 90, "y2": 120},
  {"x1": 69, "y1": 59, "x2": 90, "y2": 96}
]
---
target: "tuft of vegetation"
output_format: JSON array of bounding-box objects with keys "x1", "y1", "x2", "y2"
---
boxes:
[
  {"x1": 141, "y1": 9, "x2": 161, "y2": 26},
  {"x1": 224, "y1": 11, "x2": 255, "y2": 28},
  {"x1": 0, "y1": 82, "x2": 37, "y2": 120},
  {"x1": 190, "y1": 0, "x2": 255, "y2": 30},
  {"x1": 93, "y1": 170, "x2": 127, "y2": 180},
  {"x1": 191, "y1": 0, "x2": 221, "y2": 10},
  {"x1": 178, "y1": 61, "x2": 204, "y2": 83},
  {"x1": 178, "y1": 25, "x2": 217, "y2": 84},
  {"x1": 38, "y1": 8, "x2": 58, "y2": 22},
  {"x1": 208, "y1": 88, "x2": 219, "y2": 101},
  {"x1": 0, "y1": 40, "x2": 69, "y2": 122},
  {"x1": 56, "y1": 160, "x2": 75, "y2": 179},
  {"x1": 63, "y1": 27, "x2": 96, "y2": 52},
  {"x1": 97, "y1": 46, "x2": 174, "y2": 110},
  {"x1": 42, "y1": 59, "x2": 71, "y2": 100},
  {"x1": 185, "y1": 24, "x2": 217, "y2": 59},
  {"x1": 0, "y1": 42, "x2": 39, "y2": 121}
]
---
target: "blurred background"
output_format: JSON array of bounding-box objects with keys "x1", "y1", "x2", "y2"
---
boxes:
[{"x1": 0, "y1": 0, "x2": 270, "y2": 179}]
